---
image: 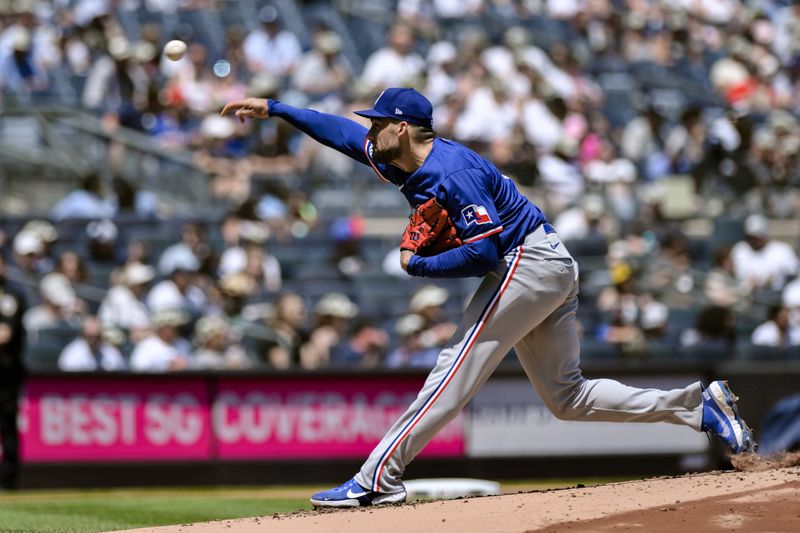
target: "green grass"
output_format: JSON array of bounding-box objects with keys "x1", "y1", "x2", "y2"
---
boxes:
[
  {"x1": 0, "y1": 477, "x2": 631, "y2": 533},
  {"x1": 0, "y1": 487, "x2": 312, "y2": 533}
]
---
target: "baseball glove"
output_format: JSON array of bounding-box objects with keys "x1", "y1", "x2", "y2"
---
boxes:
[{"x1": 400, "y1": 198, "x2": 463, "y2": 257}]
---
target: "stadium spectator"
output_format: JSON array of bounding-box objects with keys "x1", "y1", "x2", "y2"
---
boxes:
[
  {"x1": 243, "y1": 5, "x2": 302, "y2": 78},
  {"x1": 20, "y1": 219, "x2": 58, "y2": 274},
  {"x1": 360, "y1": 24, "x2": 425, "y2": 90},
  {"x1": 191, "y1": 316, "x2": 250, "y2": 370},
  {"x1": 731, "y1": 214, "x2": 799, "y2": 291},
  {"x1": 50, "y1": 173, "x2": 114, "y2": 220},
  {"x1": 385, "y1": 314, "x2": 440, "y2": 368},
  {"x1": 158, "y1": 221, "x2": 216, "y2": 278},
  {"x1": 129, "y1": 309, "x2": 192, "y2": 372},
  {"x1": 0, "y1": 252, "x2": 26, "y2": 490},
  {"x1": 147, "y1": 250, "x2": 208, "y2": 315},
  {"x1": 23, "y1": 272, "x2": 84, "y2": 340},
  {"x1": 85, "y1": 218, "x2": 120, "y2": 264},
  {"x1": 408, "y1": 285, "x2": 457, "y2": 350},
  {"x1": 751, "y1": 305, "x2": 800, "y2": 348},
  {"x1": 58, "y1": 316, "x2": 126, "y2": 371},
  {"x1": 330, "y1": 319, "x2": 389, "y2": 368},
  {"x1": 300, "y1": 292, "x2": 358, "y2": 369},
  {"x1": 291, "y1": 31, "x2": 350, "y2": 100},
  {"x1": 680, "y1": 305, "x2": 738, "y2": 354},
  {"x1": 704, "y1": 245, "x2": 751, "y2": 310},
  {"x1": 256, "y1": 292, "x2": 307, "y2": 369},
  {"x1": 218, "y1": 220, "x2": 281, "y2": 294},
  {"x1": 98, "y1": 262, "x2": 154, "y2": 340},
  {"x1": 55, "y1": 251, "x2": 89, "y2": 286}
]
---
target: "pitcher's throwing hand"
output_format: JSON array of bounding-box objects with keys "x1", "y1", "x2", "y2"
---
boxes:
[{"x1": 221, "y1": 98, "x2": 270, "y2": 122}]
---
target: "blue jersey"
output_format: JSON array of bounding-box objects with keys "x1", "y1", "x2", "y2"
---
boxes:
[{"x1": 269, "y1": 101, "x2": 548, "y2": 278}]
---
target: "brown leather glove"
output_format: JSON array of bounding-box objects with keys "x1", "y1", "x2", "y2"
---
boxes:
[{"x1": 400, "y1": 198, "x2": 463, "y2": 257}]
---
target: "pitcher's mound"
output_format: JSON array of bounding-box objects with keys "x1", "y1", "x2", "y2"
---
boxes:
[{"x1": 118, "y1": 465, "x2": 800, "y2": 533}]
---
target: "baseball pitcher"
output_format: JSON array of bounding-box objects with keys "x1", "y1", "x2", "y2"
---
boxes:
[{"x1": 222, "y1": 88, "x2": 756, "y2": 508}]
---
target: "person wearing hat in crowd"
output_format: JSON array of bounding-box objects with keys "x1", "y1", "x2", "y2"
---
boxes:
[
  {"x1": 158, "y1": 221, "x2": 217, "y2": 279},
  {"x1": 330, "y1": 319, "x2": 389, "y2": 368},
  {"x1": 98, "y1": 262, "x2": 154, "y2": 342},
  {"x1": 291, "y1": 30, "x2": 350, "y2": 99},
  {"x1": 299, "y1": 292, "x2": 358, "y2": 369},
  {"x1": 20, "y1": 219, "x2": 58, "y2": 274},
  {"x1": 147, "y1": 249, "x2": 208, "y2": 316},
  {"x1": 255, "y1": 292, "x2": 307, "y2": 369},
  {"x1": 23, "y1": 272, "x2": 84, "y2": 342},
  {"x1": 6, "y1": 230, "x2": 44, "y2": 306},
  {"x1": 386, "y1": 313, "x2": 440, "y2": 368},
  {"x1": 0, "y1": 252, "x2": 26, "y2": 490},
  {"x1": 190, "y1": 316, "x2": 250, "y2": 370},
  {"x1": 243, "y1": 5, "x2": 301, "y2": 78},
  {"x1": 731, "y1": 213, "x2": 799, "y2": 291},
  {"x1": 58, "y1": 315, "x2": 126, "y2": 372},
  {"x1": 218, "y1": 220, "x2": 281, "y2": 295},
  {"x1": 129, "y1": 309, "x2": 192, "y2": 372},
  {"x1": 408, "y1": 285, "x2": 457, "y2": 350},
  {"x1": 85, "y1": 218, "x2": 120, "y2": 264}
]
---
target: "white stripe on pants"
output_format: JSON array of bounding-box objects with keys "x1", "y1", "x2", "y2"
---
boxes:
[{"x1": 355, "y1": 228, "x2": 704, "y2": 494}]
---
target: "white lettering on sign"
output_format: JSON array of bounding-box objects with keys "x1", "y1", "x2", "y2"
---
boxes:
[
  {"x1": 41, "y1": 394, "x2": 132, "y2": 446},
  {"x1": 211, "y1": 390, "x2": 426, "y2": 445},
  {"x1": 144, "y1": 393, "x2": 202, "y2": 446},
  {"x1": 39, "y1": 392, "x2": 201, "y2": 447}
]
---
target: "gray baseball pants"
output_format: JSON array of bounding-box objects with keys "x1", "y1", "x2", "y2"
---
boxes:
[{"x1": 355, "y1": 225, "x2": 704, "y2": 493}]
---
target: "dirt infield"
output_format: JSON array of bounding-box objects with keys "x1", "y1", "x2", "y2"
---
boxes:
[{"x1": 118, "y1": 463, "x2": 800, "y2": 533}]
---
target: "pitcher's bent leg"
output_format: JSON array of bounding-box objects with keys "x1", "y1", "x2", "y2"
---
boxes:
[{"x1": 515, "y1": 294, "x2": 704, "y2": 430}]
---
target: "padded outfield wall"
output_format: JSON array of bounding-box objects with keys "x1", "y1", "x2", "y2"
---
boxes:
[{"x1": 7, "y1": 362, "x2": 799, "y2": 488}]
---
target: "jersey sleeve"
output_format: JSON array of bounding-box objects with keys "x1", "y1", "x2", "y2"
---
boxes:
[
  {"x1": 440, "y1": 169, "x2": 504, "y2": 244},
  {"x1": 268, "y1": 100, "x2": 392, "y2": 183}
]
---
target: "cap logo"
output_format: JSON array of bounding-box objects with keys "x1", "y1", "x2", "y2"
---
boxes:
[{"x1": 395, "y1": 108, "x2": 403, "y2": 115}]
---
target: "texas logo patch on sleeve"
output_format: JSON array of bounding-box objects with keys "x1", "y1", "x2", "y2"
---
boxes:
[{"x1": 462, "y1": 204, "x2": 492, "y2": 225}]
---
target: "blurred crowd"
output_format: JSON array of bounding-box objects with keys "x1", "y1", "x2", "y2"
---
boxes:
[
  {"x1": 3, "y1": 0, "x2": 800, "y2": 370},
  {"x1": 0, "y1": 212, "x2": 465, "y2": 371}
]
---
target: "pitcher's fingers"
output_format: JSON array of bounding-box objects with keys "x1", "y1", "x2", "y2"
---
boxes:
[{"x1": 221, "y1": 101, "x2": 243, "y2": 116}]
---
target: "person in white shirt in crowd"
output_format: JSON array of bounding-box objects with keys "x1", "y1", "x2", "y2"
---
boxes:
[
  {"x1": 424, "y1": 41, "x2": 458, "y2": 107},
  {"x1": 50, "y1": 174, "x2": 115, "y2": 222},
  {"x1": 751, "y1": 305, "x2": 800, "y2": 348},
  {"x1": 536, "y1": 135, "x2": 586, "y2": 213},
  {"x1": 453, "y1": 78, "x2": 517, "y2": 143},
  {"x1": 408, "y1": 285, "x2": 457, "y2": 350},
  {"x1": 81, "y1": 36, "x2": 150, "y2": 112},
  {"x1": 158, "y1": 221, "x2": 212, "y2": 278},
  {"x1": 360, "y1": 24, "x2": 425, "y2": 90},
  {"x1": 147, "y1": 250, "x2": 208, "y2": 315},
  {"x1": 731, "y1": 214, "x2": 799, "y2": 291},
  {"x1": 58, "y1": 316, "x2": 126, "y2": 371},
  {"x1": 218, "y1": 220, "x2": 281, "y2": 294},
  {"x1": 23, "y1": 272, "x2": 84, "y2": 342},
  {"x1": 98, "y1": 262, "x2": 154, "y2": 341},
  {"x1": 243, "y1": 5, "x2": 302, "y2": 78},
  {"x1": 291, "y1": 31, "x2": 351, "y2": 100},
  {"x1": 191, "y1": 316, "x2": 250, "y2": 370},
  {"x1": 130, "y1": 310, "x2": 192, "y2": 372}
]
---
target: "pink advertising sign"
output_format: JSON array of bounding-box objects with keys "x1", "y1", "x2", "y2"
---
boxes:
[
  {"x1": 17, "y1": 375, "x2": 464, "y2": 463},
  {"x1": 214, "y1": 377, "x2": 464, "y2": 459},
  {"x1": 21, "y1": 378, "x2": 212, "y2": 462}
]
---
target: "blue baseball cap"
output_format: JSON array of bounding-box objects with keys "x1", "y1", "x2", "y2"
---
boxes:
[{"x1": 354, "y1": 88, "x2": 433, "y2": 128}]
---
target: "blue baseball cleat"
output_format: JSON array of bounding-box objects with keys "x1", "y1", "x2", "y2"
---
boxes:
[
  {"x1": 310, "y1": 477, "x2": 406, "y2": 508},
  {"x1": 701, "y1": 380, "x2": 757, "y2": 454}
]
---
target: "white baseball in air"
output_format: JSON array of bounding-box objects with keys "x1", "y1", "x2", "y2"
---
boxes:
[{"x1": 164, "y1": 39, "x2": 187, "y2": 61}]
